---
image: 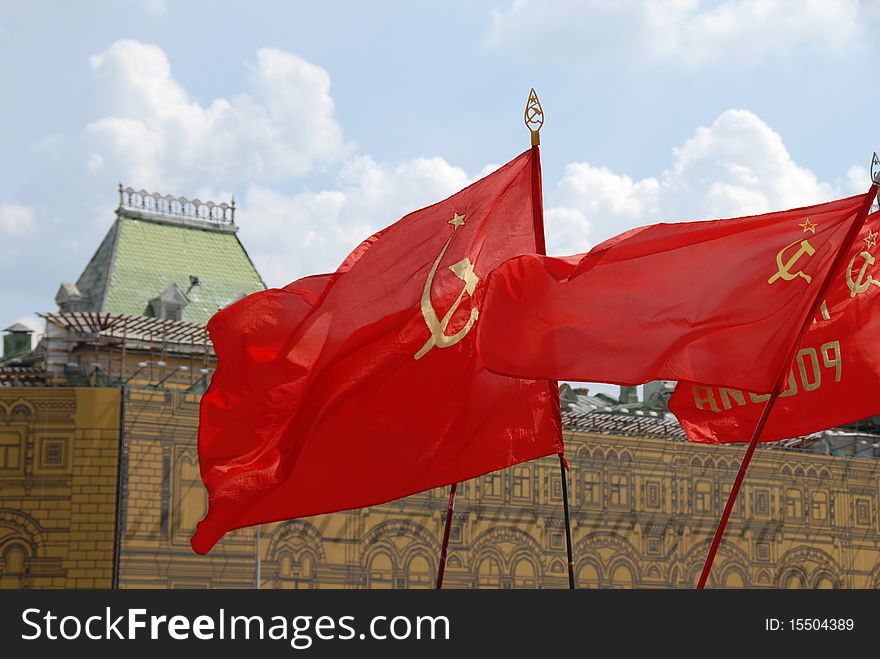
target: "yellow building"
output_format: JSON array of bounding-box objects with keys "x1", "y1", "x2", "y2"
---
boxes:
[
  {"x1": 0, "y1": 387, "x2": 119, "y2": 588},
  {"x1": 2, "y1": 186, "x2": 880, "y2": 589}
]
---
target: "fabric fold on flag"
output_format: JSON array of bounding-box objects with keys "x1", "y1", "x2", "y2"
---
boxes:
[
  {"x1": 671, "y1": 210, "x2": 880, "y2": 443},
  {"x1": 477, "y1": 193, "x2": 876, "y2": 394},
  {"x1": 191, "y1": 149, "x2": 563, "y2": 554}
]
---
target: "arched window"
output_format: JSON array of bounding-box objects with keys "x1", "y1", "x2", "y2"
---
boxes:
[
  {"x1": 577, "y1": 562, "x2": 600, "y2": 589},
  {"x1": 278, "y1": 550, "x2": 293, "y2": 577},
  {"x1": 407, "y1": 555, "x2": 432, "y2": 590},
  {"x1": 783, "y1": 571, "x2": 805, "y2": 589},
  {"x1": 368, "y1": 552, "x2": 394, "y2": 589},
  {"x1": 299, "y1": 554, "x2": 314, "y2": 581},
  {"x1": 611, "y1": 564, "x2": 635, "y2": 589},
  {"x1": 814, "y1": 574, "x2": 835, "y2": 589},
  {"x1": 0, "y1": 543, "x2": 29, "y2": 589},
  {"x1": 722, "y1": 568, "x2": 745, "y2": 589},
  {"x1": 477, "y1": 557, "x2": 501, "y2": 589},
  {"x1": 512, "y1": 558, "x2": 537, "y2": 589}
]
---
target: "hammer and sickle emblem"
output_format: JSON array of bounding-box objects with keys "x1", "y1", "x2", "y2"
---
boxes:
[
  {"x1": 846, "y1": 251, "x2": 880, "y2": 298},
  {"x1": 414, "y1": 214, "x2": 479, "y2": 360},
  {"x1": 768, "y1": 238, "x2": 816, "y2": 285}
]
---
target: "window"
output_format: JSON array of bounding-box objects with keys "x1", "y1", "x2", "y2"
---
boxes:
[
  {"x1": 160, "y1": 453, "x2": 170, "y2": 537},
  {"x1": 407, "y1": 556, "x2": 432, "y2": 590},
  {"x1": 550, "y1": 531, "x2": 564, "y2": 550},
  {"x1": 785, "y1": 489, "x2": 802, "y2": 520},
  {"x1": 646, "y1": 482, "x2": 660, "y2": 509},
  {"x1": 578, "y1": 563, "x2": 600, "y2": 589},
  {"x1": 368, "y1": 553, "x2": 394, "y2": 589},
  {"x1": 513, "y1": 559, "x2": 537, "y2": 589},
  {"x1": 175, "y1": 454, "x2": 207, "y2": 538},
  {"x1": 551, "y1": 476, "x2": 562, "y2": 501},
  {"x1": 0, "y1": 544, "x2": 29, "y2": 589},
  {"x1": 694, "y1": 480, "x2": 712, "y2": 513},
  {"x1": 756, "y1": 543, "x2": 770, "y2": 561},
  {"x1": 43, "y1": 441, "x2": 64, "y2": 467},
  {"x1": 0, "y1": 432, "x2": 21, "y2": 470},
  {"x1": 483, "y1": 473, "x2": 502, "y2": 498},
  {"x1": 856, "y1": 499, "x2": 870, "y2": 526},
  {"x1": 811, "y1": 491, "x2": 828, "y2": 521},
  {"x1": 647, "y1": 538, "x2": 660, "y2": 555},
  {"x1": 477, "y1": 557, "x2": 501, "y2": 588},
  {"x1": 582, "y1": 471, "x2": 600, "y2": 506},
  {"x1": 611, "y1": 564, "x2": 634, "y2": 589},
  {"x1": 450, "y1": 525, "x2": 462, "y2": 544},
  {"x1": 609, "y1": 474, "x2": 629, "y2": 507},
  {"x1": 721, "y1": 482, "x2": 739, "y2": 517},
  {"x1": 512, "y1": 466, "x2": 531, "y2": 500},
  {"x1": 755, "y1": 489, "x2": 770, "y2": 516}
]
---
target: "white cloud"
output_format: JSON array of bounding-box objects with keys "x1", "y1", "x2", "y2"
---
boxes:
[
  {"x1": 486, "y1": 0, "x2": 867, "y2": 67},
  {"x1": 0, "y1": 203, "x2": 36, "y2": 236},
  {"x1": 545, "y1": 207, "x2": 592, "y2": 255},
  {"x1": 84, "y1": 40, "x2": 350, "y2": 191},
  {"x1": 239, "y1": 156, "x2": 471, "y2": 284},
  {"x1": 138, "y1": 0, "x2": 167, "y2": 17},
  {"x1": 546, "y1": 108, "x2": 862, "y2": 254}
]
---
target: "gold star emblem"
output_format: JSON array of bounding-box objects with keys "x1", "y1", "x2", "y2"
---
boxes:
[
  {"x1": 864, "y1": 230, "x2": 878, "y2": 251},
  {"x1": 448, "y1": 212, "x2": 466, "y2": 229},
  {"x1": 798, "y1": 218, "x2": 817, "y2": 234}
]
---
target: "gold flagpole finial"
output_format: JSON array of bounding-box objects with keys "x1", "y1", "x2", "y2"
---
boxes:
[{"x1": 524, "y1": 88, "x2": 544, "y2": 146}]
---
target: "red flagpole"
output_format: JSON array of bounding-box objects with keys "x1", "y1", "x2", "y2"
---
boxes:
[
  {"x1": 435, "y1": 482, "x2": 457, "y2": 589},
  {"x1": 697, "y1": 177, "x2": 878, "y2": 589}
]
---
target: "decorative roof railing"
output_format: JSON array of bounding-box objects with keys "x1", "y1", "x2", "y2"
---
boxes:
[{"x1": 118, "y1": 184, "x2": 235, "y2": 228}]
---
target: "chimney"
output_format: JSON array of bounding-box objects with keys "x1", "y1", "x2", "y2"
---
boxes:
[
  {"x1": 619, "y1": 385, "x2": 638, "y2": 404},
  {"x1": 3, "y1": 323, "x2": 34, "y2": 359}
]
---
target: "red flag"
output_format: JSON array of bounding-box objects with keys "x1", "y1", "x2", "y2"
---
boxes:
[
  {"x1": 671, "y1": 210, "x2": 880, "y2": 443},
  {"x1": 191, "y1": 150, "x2": 562, "y2": 554},
  {"x1": 477, "y1": 193, "x2": 876, "y2": 394}
]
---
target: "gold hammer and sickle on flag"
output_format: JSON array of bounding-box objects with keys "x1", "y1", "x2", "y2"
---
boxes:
[
  {"x1": 847, "y1": 251, "x2": 880, "y2": 298},
  {"x1": 768, "y1": 238, "x2": 816, "y2": 285},
  {"x1": 414, "y1": 213, "x2": 479, "y2": 360}
]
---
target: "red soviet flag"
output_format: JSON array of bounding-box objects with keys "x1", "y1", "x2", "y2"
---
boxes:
[
  {"x1": 477, "y1": 192, "x2": 876, "y2": 394},
  {"x1": 191, "y1": 149, "x2": 562, "y2": 554},
  {"x1": 670, "y1": 210, "x2": 880, "y2": 443}
]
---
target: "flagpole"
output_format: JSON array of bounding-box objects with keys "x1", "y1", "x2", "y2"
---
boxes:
[
  {"x1": 435, "y1": 483, "x2": 457, "y2": 589},
  {"x1": 697, "y1": 165, "x2": 879, "y2": 589},
  {"x1": 526, "y1": 89, "x2": 575, "y2": 589},
  {"x1": 255, "y1": 524, "x2": 261, "y2": 589}
]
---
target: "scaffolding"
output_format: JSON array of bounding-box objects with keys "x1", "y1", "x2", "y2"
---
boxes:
[{"x1": 39, "y1": 312, "x2": 213, "y2": 391}]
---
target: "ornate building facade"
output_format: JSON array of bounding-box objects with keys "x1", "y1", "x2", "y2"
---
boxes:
[
  {"x1": 3, "y1": 185, "x2": 880, "y2": 589},
  {"x1": 4, "y1": 385, "x2": 880, "y2": 588},
  {"x1": 0, "y1": 388, "x2": 119, "y2": 588}
]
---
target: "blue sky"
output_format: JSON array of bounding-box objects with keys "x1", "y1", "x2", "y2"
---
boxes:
[{"x1": 2, "y1": 1, "x2": 879, "y2": 394}]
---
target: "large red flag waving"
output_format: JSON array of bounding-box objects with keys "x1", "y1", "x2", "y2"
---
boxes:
[
  {"x1": 671, "y1": 210, "x2": 880, "y2": 443},
  {"x1": 477, "y1": 193, "x2": 876, "y2": 394},
  {"x1": 191, "y1": 149, "x2": 562, "y2": 554}
]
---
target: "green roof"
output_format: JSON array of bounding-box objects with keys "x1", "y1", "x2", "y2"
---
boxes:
[{"x1": 74, "y1": 214, "x2": 265, "y2": 324}]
